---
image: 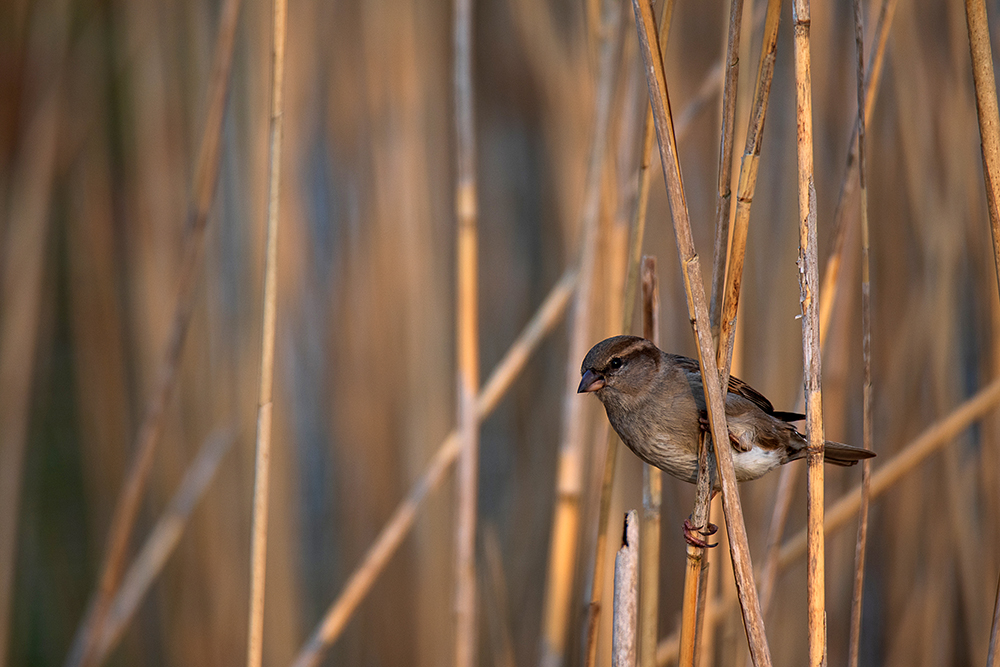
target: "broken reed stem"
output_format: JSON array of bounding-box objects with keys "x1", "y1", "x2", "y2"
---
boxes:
[
  {"x1": 989, "y1": 572, "x2": 1000, "y2": 667},
  {"x1": 848, "y1": 0, "x2": 872, "y2": 664},
  {"x1": 453, "y1": 0, "x2": 480, "y2": 661},
  {"x1": 964, "y1": 0, "x2": 1000, "y2": 296},
  {"x1": 246, "y1": 0, "x2": 287, "y2": 664},
  {"x1": 582, "y1": 6, "x2": 674, "y2": 666},
  {"x1": 539, "y1": 0, "x2": 620, "y2": 662},
  {"x1": 291, "y1": 269, "x2": 575, "y2": 667},
  {"x1": 715, "y1": 0, "x2": 782, "y2": 379},
  {"x1": 707, "y1": 0, "x2": 744, "y2": 340},
  {"x1": 94, "y1": 430, "x2": 236, "y2": 662},
  {"x1": 640, "y1": 257, "x2": 662, "y2": 667},
  {"x1": 759, "y1": 0, "x2": 897, "y2": 622},
  {"x1": 64, "y1": 1, "x2": 242, "y2": 664},
  {"x1": 614, "y1": 511, "x2": 640, "y2": 667},
  {"x1": 791, "y1": 0, "x2": 826, "y2": 664},
  {"x1": 632, "y1": 0, "x2": 771, "y2": 663}
]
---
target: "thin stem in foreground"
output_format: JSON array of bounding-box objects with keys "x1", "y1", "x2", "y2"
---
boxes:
[
  {"x1": 453, "y1": 0, "x2": 480, "y2": 660},
  {"x1": 791, "y1": 0, "x2": 826, "y2": 664},
  {"x1": 246, "y1": 0, "x2": 287, "y2": 663},
  {"x1": 632, "y1": 0, "x2": 771, "y2": 663},
  {"x1": 848, "y1": 0, "x2": 873, "y2": 664},
  {"x1": 640, "y1": 257, "x2": 661, "y2": 667}
]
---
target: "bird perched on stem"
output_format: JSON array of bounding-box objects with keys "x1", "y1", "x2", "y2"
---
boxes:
[{"x1": 579, "y1": 335, "x2": 875, "y2": 544}]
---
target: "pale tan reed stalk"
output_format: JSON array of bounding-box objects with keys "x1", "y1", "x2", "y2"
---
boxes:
[
  {"x1": 64, "y1": 1, "x2": 243, "y2": 663},
  {"x1": 715, "y1": 0, "x2": 782, "y2": 378},
  {"x1": 680, "y1": 0, "x2": 745, "y2": 662},
  {"x1": 640, "y1": 257, "x2": 661, "y2": 667},
  {"x1": 453, "y1": 0, "x2": 480, "y2": 660},
  {"x1": 291, "y1": 269, "x2": 575, "y2": 667},
  {"x1": 848, "y1": 0, "x2": 873, "y2": 664},
  {"x1": 632, "y1": 0, "x2": 771, "y2": 663},
  {"x1": 613, "y1": 511, "x2": 640, "y2": 667},
  {"x1": 94, "y1": 430, "x2": 236, "y2": 663},
  {"x1": 246, "y1": 0, "x2": 287, "y2": 663},
  {"x1": 539, "y1": 0, "x2": 620, "y2": 661},
  {"x1": 964, "y1": 0, "x2": 1000, "y2": 296},
  {"x1": 758, "y1": 0, "x2": 897, "y2": 621},
  {"x1": 791, "y1": 1, "x2": 826, "y2": 664},
  {"x1": 707, "y1": 0, "x2": 744, "y2": 340},
  {"x1": 658, "y1": 375, "x2": 1000, "y2": 665}
]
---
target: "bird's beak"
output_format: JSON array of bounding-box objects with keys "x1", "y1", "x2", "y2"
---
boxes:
[{"x1": 577, "y1": 369, "x2": 605, "y2": 393}]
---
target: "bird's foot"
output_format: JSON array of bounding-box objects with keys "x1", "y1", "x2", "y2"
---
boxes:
[
  {"x1": 683, "y1": 519, "x2": 718, "y2": 548},
  {"x1": 697, "y1": 413, "x2": 742, "y2": 449}
]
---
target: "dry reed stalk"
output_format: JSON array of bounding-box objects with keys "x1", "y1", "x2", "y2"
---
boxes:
[
  {"x1": 453, "y1": 0, "x2": 480, "y2": 660},
  {"x1": 847, "y1": 0, "x2": 873, "y2": 664},
  {"x1": 708, "y1": 0, "x2": 745, "y2": 339},
  {"x1": 581, "y1": 6, "x2": 674, "y2": 665},
  {"x1": 759, "y1": 0, "x2": 897, "y2": 620},
  {"x1": 640, "y1": 257, "x2": 661, "y2": 667},
  {"x1": 989, "y1": 573, "x2": 1000, "y2": 667},
  {"x1": 64, "y1": 1, "x2": 242, "y2": 664},
  {"x1": 539, "y1": 0, "x2": 620, "y2": 661},
  {"x1": 964, "y1": 0, "x2": 1000, "y2": 295},
  {"x1": 613, "y1": 511, "x2": 640, "y2": 667},
  {"x1": 245, "y1": 0, "x2": 287, "y2": 663},
  {"x1": 790, "y1": 1, "x2": 826, "y2": 664},
  {"x1": 715, "y1": 0, "x2": 781, "y2": 378},
  {"x1": 291, "y1": 269, "x2": 575, "y2": 667},
  {"x1": 632, "y1": 0, "x2": 771, "y2": 663},
  {"x1": 679, "y1": 1, "x2": 746, "y2": 662},
  {"x1": 92, "y1": 429, "x2": 235, "y2": 662}
]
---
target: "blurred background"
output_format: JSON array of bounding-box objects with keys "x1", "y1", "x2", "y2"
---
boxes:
[{"x1": 2, "y1": 0, "x2": 1000, "y2": 665}]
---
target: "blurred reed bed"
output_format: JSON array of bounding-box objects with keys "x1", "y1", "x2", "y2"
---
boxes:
[{"x1": 1, "y1": 0, "x2": 1000, "y2": 665}]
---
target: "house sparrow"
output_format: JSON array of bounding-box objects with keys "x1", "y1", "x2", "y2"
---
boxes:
[{"x1": 579, "y1": 335, "x2": 874, "y2": 505}]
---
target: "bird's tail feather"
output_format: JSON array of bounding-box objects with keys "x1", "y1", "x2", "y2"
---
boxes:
[{"x1": 823, "y1": 440, "x2": 876, "y2": 466}]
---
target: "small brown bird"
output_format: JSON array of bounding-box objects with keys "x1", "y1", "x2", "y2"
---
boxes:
[{"x1": 579, "y1": 335, "x2": 874, "y2": 542}]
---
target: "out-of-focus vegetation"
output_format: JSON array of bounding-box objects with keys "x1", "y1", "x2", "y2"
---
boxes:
[{"x1": 1, "y1": 0, "x2": 999, "y2": 665}]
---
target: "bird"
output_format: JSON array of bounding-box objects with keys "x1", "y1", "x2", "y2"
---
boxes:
[{"x1": 578, "y1": 335, "x2": 875, "y2": 545}]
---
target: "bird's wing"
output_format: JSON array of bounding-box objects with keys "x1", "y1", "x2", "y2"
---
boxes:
[{"x1": 672, "y1": 354, "x2": 791, "y2": 417}]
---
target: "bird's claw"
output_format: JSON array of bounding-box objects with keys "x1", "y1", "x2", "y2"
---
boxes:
[{"x1": 683, "y1": 519, "x2": 718, "y2": 548}]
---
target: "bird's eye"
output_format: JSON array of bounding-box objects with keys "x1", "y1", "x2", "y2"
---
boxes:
[{"x1": 609, "y1": 357, "x2": 623, "y2": 370}]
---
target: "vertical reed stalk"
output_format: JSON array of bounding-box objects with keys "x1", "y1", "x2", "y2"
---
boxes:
[
  {"x1": 246, "y1": 0, "x2": 287, "y2": 664},
  {"x1": 453, "y1": 0, "x2": 480, "y2": 660},
  {"x1": 715, "y1": 0, "x2": 782, "y2": 378},
  {"x1": 539, "y1": 0, "x2": 620, "y2": 661},
  {"x1": 632, "y1": 0, "x2": 771, "y2": 663},
  {"x1": 64, "y1": 1, "x2": 242, "y2": 663},
  {"x1": 848, "y1": 0, "x2": 873, "y2": 664},
  {"x1": 964, "y1": 0, "x2": 1000, "y2": 296},
  {"x1": 791, "y1": 1, "x2": 825, "y2": 664},
  {"x1": 613, "y1": 511, "x2": 640, "y2": 667},
  {"x1": 640, "y1": 257, "x2": 661, "y2": 667},
  {"x1": 708, "y1": 0, "x2": 745, "y2": 340}
]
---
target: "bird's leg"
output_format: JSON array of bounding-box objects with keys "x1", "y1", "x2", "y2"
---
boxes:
[{"x1": 682, "y1": 488, "x2": 720, "y2": 548}]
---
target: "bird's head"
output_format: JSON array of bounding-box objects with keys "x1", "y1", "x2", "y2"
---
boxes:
[{"x1": 578, "y1": 335, "x2": 661, "y2": 400}]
